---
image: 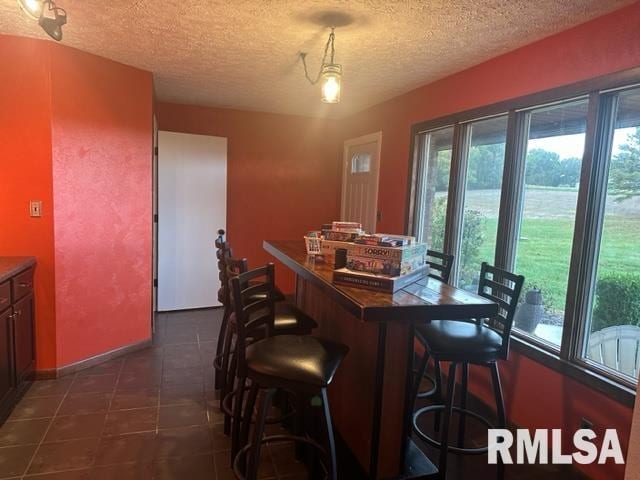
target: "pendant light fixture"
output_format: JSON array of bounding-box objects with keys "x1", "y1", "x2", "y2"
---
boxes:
[
  {"x1": 17, "y1": 0, "x2": 67, "y2": 41},
  {"x1": 300, "y1": 28, "x2": 342, "y2": 104}
]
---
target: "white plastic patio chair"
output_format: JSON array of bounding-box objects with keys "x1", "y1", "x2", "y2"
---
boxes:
[{"x1": 587, "y1": 325, "x2": 640, "y2": 379}]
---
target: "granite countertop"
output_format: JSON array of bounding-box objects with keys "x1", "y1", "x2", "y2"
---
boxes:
[{"x1": 0, "y1": 257, "x2": 36, "y2": 284}]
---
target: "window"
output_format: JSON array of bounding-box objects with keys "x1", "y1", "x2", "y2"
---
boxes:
[
  {"x1": 408, "y1": 74, "x2": 640, "y2": 401},
  {"x1": 582, "y1": 88, "x2": 640, "y2": 381},
  {"x1": 458, "y1": 115, "x2": 508, "y2": 291},
  {"x1": 351, "y1": 153, "x2": 371, "y2": 173},
  {"x1": 513, "y1": 99, "x2": 588, "y2": 347},
  {"x1": 414, "y1": 126, "x2": 454, "y2": 250}
]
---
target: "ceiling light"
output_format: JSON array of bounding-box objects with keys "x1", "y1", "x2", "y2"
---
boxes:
[
  {"x1": 17, "y1": 0, "x2": 67, "y2": 41},
  {"x1": 300, "y1": 28, "x2": 342, "y2": 104},
  {"x1": 17, "y1": 0, "x2": 43, "y2": 20}
]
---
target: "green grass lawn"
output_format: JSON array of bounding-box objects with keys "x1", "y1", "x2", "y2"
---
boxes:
[{"x1": 470, "y1": 216, "x2": 640, "y2": 313}]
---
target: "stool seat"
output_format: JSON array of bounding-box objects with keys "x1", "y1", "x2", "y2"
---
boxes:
[
  {"x1": 273, "y1": 303, "x2": 317, "y2": 331},
  {"x1": 246, "y1": 335, "x2": 347, "y2": 387},
  {"x1": 417, "y1": 320, "x2": 503, "y2": 362}
]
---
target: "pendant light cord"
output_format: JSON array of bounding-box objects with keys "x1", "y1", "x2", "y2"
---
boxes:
[{"x1": 301, "y1": 28, "x2": 335, "y2": 85}]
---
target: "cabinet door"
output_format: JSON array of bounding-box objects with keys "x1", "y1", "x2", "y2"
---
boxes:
[
  {"x1": 0, "y1": 309, "x2": 13, "y2": 402},
  {"x1": 13, "y1": 295, "x2": 34, "y2": 383}
]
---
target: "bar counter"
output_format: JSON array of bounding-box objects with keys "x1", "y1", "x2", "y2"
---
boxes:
[{"x1": 264, "y1": 240, "x2": 498, "y2": 479}]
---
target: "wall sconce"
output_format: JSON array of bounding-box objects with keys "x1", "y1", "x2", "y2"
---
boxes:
[
  {"x1": 17, "y1": 0, "x2": 67, "y2": 41},
  {"x1": 300, "y1": 28, "x2": 342, "y2": 104}
]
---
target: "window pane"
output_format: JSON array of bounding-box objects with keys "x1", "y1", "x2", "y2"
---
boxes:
[
  {"x1": 458, "y1": 116, "x2": 508, "y2": 291},
  {"x1": 416, "y1": 127, "x2": 454, "y2": 250},
  {"x1": 351, "y1": 153, "x2": 371, "y2": 173},
  {"x1": 583, "y1": 88, "x2": 640, "y2": 382},
  {"x1": 513, "y1": 99, "x2": 588, "y2": 347}
]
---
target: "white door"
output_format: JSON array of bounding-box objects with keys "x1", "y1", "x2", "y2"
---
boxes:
[
  {"x1": 158, "y1": 131, "x2": 227, "y2": 311},
  {"x1": 341, "y1": 132, "x2": 382, "y2": 233}
]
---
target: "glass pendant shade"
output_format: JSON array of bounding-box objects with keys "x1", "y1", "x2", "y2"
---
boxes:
[
  {"x1": 17, "y1": 0, "x2": 44, "y2": 20},
  {"x1": 320, "y1": 64, "x2": 342, "y2": 104}
]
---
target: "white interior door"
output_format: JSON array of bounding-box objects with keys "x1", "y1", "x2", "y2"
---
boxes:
[
  {"x1": 341, "y1": 132, "x2": 382, "y2": 233},
  {"x1": 158, "y1": 131, "x2": 227, "y2": 311}
]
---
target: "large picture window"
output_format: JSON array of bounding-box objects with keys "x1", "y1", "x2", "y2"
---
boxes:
[
  {"x1": 513, "y1": 99, "x2": 588, "y2": 347},
  {"x1": 414, "y1": 126, "x2": 454, "y2": 250},
  {"x1": 458, "y1": 115, "x2": 508, "y2": 291},
  {"x1": 582, "y1": 88, "x2": 640, "y2": 381},
  {"x1": 409, "y1": 74, "x2": 640, "y2": 401}
]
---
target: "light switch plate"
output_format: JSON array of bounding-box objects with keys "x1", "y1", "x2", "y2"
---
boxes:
[{"x1": 30, "y1": 201, "x2": 42, "y2": 217}]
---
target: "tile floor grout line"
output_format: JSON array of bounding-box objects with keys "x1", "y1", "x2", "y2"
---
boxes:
[
  {"x1": 90, "y1": 356, "x2": 126, "y2": 470},
  {"x1": 19, "y1": 371, "x2": 77, "y2": 479}
]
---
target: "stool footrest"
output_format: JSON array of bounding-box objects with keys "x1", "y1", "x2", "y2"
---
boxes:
[{"x1": 412, "y1": 404, "x2": 495, "y2": 455}]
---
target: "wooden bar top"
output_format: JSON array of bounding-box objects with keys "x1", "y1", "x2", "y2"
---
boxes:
[
  {"x1": 264, "y1": 240, "x2": 497, "y2": 323},
  {"x1": 0, "y1": 257, "x2": 36, "y2": 284}
]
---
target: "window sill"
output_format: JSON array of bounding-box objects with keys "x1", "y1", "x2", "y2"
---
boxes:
[{"x1": 510, "y1": 336, "x2": 636, "y2": 407}]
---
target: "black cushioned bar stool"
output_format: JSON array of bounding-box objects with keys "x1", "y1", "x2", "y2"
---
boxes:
[
  {"x1": 213, "y1": 229, "x2": 315, "y2": 392},
  {"x1": 220, "y1": 254, "x2": 317, "y2": 438},
  {"x1": 414, "y1": 250, "x2": 454, "y2": 401},
  {"x1": 412, "y1": 262, "x2": 524, "y2": 479},
  {"x1": 228, "y1": 264, "x2": 348, "y2": 480}
]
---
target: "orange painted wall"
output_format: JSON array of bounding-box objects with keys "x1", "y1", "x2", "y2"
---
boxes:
[
  {"x1": 0, "y1": 34, "x2": 153, "y2": 369},
  {"x1": 49, "y1": 45, "x2": 154, "y2": 367},
  {"x1": 339, "y1": 3, "x2": 640, "y2": 479},
  {"x1": 156, "y1": 103, "x2": 342, "y2": 293},
  {"x1": 0, "y1": 36, "x2": 56, "y2": 370}
]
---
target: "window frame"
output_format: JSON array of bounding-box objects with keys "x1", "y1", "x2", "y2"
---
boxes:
[{"x1": 405, "y1": 67, "x2": 640, "y2": 406}]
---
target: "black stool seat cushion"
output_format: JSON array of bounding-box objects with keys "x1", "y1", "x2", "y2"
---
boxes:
[
  {"x1": 273, "y1": 303, "x2": 317, "y2": 331},
  {"x1": 417, "y1": 320, "x2": 503, "y2": 362},
  {"x1": 246, "y1": 335, "x2": 348, "y2": 387}
]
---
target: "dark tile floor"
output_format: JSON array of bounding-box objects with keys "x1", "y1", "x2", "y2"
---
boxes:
[
  {"x1": 0, "y1": 309, "x2": 306, "y2": 480},
  {"x1": 0, "y1": 308, "x2": 587, "y2": 480}
]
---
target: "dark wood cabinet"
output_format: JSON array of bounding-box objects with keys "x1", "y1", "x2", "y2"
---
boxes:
[
  {"x1": 0, "y1": 308, "x2": 13, "y2": 405},
  {"x1": 0, "y1": 258, "x2": 36, "y2": 423},
  {"x1": 13, "y1": 294, "x2": 34, "y2": 384}
]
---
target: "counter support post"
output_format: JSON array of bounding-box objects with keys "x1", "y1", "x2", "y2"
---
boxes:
[{"x1": 369, "y1": 322, "x2": 387, "y2": 479}]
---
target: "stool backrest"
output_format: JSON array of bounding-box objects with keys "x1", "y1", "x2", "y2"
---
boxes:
[
  {"x1": 426, "y1": 249, "x2": 454, "y2": 284},
  {"x1": 215, "y1": 229, "x2": 231, "y2": 305},
  {"x1": 477, "y1": 262, "x2": 525, "y2": 358},
  {"x1": 230, "y1": 263, "x2": 277, "y2": 376}
]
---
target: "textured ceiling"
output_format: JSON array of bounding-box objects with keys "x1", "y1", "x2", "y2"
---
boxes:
[{"x1": 0, "y1": 0, "x2": 634, "y2": 118}]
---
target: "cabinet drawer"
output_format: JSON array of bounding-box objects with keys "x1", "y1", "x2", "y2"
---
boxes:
[
  {"x1": 0, "y1": 283, "x2": 9, "y2": 313},
  {"x1": 11, "y1": 269, "x2": 33, "y2": 303}
]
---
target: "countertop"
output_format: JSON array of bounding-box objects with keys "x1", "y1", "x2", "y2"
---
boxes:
[
  {"x1": 264, "y1": 240, "x2": 497, "y2": 323},
  {"x1": 0, "y1": 257, "x2": 36, "y2": 284}
]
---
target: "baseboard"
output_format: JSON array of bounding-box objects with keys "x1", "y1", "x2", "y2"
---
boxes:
[{"x1": 33, "y1": 338, "x2": 152, "y2": 379}]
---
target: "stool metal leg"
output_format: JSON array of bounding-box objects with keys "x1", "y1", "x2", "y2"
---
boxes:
[
  {"x1": 438, "y1": 362, "x2": 457, "y2": 480},
  {"x1": 321, "y1": 388, "x2": 337, "y2": 480},
  {"x1": 223, "y1": 342, "x2": 238, "y2": 435},
  {"x1": 412, "y1": 351, "x2": 430, "y2": 412},
  {"x1": 246, "y1": 388, "x2": 277, "y2": 480},
  {"x1": 490, "y1": 362, "x2": 506, "y2": 480},
  {"x1": 458, "y1": 362, "x2": 469, "y2": 448},
  {"x1": 240, "y1": 381, "x2": 260, "y2": 453},
  {"x1": 433, "y1": 359, "x2": 443, "y2": 432},
  {"x1": 231, "y1": 375, "x2": 248, "y2": 465}
]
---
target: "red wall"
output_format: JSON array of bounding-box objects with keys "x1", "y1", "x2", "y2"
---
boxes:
[
  {"x1": 156, "y1": 103, "x2": 341, "y2": 293},
  {"x1": 339, "y1": 3, "x2": 640, "y2": 479},
  {"x1": 49, "y1": 45, "x2": 153, "y2": 366},
  {"x1": 0, "y1": 36, "x2": 56, "y2": 370},
  {"x1": 0, "y1": 34, "x2": 153, "y2": 370}
]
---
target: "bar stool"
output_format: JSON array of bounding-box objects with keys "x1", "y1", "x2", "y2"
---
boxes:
[
  {"x1": 414, "y1": 250, "x2": 454, "y2": 400},
  {"x1": 228, "y1": 264, "x2": 348, "y2": 480},
  {"x1": 213, "y1": 229, "x2": 312, "y2": 391},
  {"x1": 220, "y1": 255, "x2": 317, "y2": 438},
  {"x1": 412, "y1": 262, "x2": 524, "y2": 479}
]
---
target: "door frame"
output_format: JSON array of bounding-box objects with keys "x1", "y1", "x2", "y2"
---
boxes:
[{"x1": 340, "y1": 131, "x2": 383, "y2": 231}]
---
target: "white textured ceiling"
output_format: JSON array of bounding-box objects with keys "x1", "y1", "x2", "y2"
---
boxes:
[{"x1": 0, "y1": 0, "x2": 634, "y2": 118}]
